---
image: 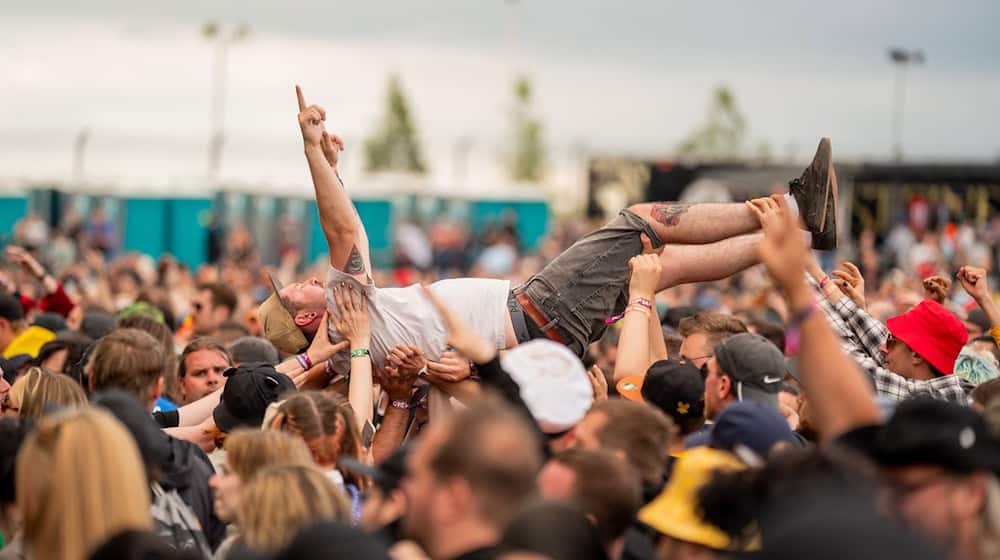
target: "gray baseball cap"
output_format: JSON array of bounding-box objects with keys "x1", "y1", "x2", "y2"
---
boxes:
[{"x1": 714, "y1": 333, "x2": 785, "y2": 410}]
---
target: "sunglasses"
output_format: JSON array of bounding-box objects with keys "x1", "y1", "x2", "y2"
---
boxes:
[{"x1": 681, "y1": 354, "x2": 713, "y2": 377}]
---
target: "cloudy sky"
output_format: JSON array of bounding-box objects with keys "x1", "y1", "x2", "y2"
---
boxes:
[{"x1": 1, "y1": 0, "x2": 998, "y2": 195}]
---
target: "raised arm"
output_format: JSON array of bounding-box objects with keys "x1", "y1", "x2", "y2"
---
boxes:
[
  {"x1": 959, "y1": 266, "x2": 1000, "y2": 337},
  {"x1": 332, "y1": 285, "x2": 374, "y2": 432},
  {"x1": 295, "y1": 85, "x2": 372, "y2": 279},
  {"x1": 612, "y1": 234, "x2": 661, "y2": 383},
  {"x1": 758, "y1": 196, "x2": 880, "y2": 439}
]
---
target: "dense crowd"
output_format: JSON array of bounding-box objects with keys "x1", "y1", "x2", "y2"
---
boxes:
[{"x1": 0, "y1": 87, "x2": 999, "y2": 560}]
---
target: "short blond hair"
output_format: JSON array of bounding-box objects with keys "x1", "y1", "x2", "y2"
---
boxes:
[
  {"x1": 17, "y1": 407, "x2": 151, "y2": 560},
  {"x1": 238, "y1": 464, "x2": 351, "y2": 553}
]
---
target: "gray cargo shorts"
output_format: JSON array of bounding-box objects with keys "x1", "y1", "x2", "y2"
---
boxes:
[{"x1": 512, "y1": 209, "x2": 663, "y2": 356}]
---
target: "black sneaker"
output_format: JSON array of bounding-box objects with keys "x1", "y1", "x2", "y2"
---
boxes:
[{"x1": 789, "y1": 138, "x2": 837, "y2": 250}]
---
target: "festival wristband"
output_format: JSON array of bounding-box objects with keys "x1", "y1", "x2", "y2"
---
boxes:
[
  {"x1": 631, "y1": 297, "x2": 653, "y2": 309},
  {"x1": 351, "y1": 348, "x2": 371, "y2": 359},
  {"x1": 296, "y1": 353, "x2": 313, "y2": 370},
  {"x1": 391, "y1": 399, "x2": 413, "y2": 410}
]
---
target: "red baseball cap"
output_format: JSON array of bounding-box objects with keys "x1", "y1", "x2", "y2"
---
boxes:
[{"x1": 886, "y1": 300, "x2": 968, "y2": 375}]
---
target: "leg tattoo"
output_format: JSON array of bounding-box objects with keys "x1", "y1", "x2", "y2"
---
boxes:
[{"x1": 650, "y1": 204, "x2": 690, "y2": 227}]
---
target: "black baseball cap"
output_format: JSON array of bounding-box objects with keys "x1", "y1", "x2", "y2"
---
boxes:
[
  {"x1": 714, "y1": 333, "x2": 785, "y2": 411},
  {"x1": 338, "y1": 444, "x2": 410, "y2": 494},
  {"x1": 870, "y1": 398, "x2": 1000, "y2": 474},
  {"x1": 0, "y1": 293, "x2": 24, "y2": 322},
  {"x1": 0, "y1": 354, "x2": 31, "y2": 385},
  {"x1": 617, "y1": 359, "x2": 705, "y2": 426},
  {"x1": 213, "y1": 364, "x2": 295, "y2": 432}
]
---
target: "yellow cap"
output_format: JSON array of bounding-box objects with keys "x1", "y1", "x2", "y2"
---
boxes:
[
  {"x1": 638, "y1": 446, "x2": 753, "y2": 551},
  {"x1": 258, "y1": 274, "x2": 308, "y2": 355},
  {"x1": 3, "y1": 325, "x2": 56, "y2": 359}
]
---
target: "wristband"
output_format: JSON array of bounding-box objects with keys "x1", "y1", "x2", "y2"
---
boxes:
[
  {"x1": 631, "y1": 297, "x2": 653, "y2": 309},
  {"x1": 819, "y1": 275, "x2": 830, "y2": 289},
  {"x1": 788, "y1": 301, "x2": 818, "y2": 330},
  {"x1": 296, "y1": 353, "x2": 313, "y2": 370},
  {"x1": 626, "y1": 305, "x2": 650, "y2": 317},
  {"x1": 351, "y1": 348, "x2": 370, "y2": 359},
  {"x1": 391, "y1": 399, "x2": 412, "y2": 410}
]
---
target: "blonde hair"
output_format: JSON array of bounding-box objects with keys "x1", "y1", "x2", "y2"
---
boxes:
[
  {"x1": 237, "y1": 464, "x2": 351, "y2": 553},
  {"x1": 17, "y1": 367, "x2": 87, "y2": 419},
  {"x1": 223, "y1": 429, "x2": 315, "y2": 480},
  {"x1": 16, "y1": 407, "x2": 152, "y2": 560}
]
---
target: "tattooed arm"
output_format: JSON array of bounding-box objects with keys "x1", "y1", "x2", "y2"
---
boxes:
[{"x1": 296, "y1": 85, "x2": 372, "y2": 278}]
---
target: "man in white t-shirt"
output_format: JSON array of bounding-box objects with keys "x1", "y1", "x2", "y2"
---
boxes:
[{"x1": 259, "y1": 86, "x2": 838, "y2": 375}]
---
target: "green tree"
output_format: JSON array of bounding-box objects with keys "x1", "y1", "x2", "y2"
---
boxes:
[
  {"x1": 678, "y1": 85, "x2": 762, "y2": 161},
  {"x1": 509, "y1": 76, "x2": 546, "y2": 182},
  {"x1": 364, "y1": 75, "x2": 427, "y2": 173}
]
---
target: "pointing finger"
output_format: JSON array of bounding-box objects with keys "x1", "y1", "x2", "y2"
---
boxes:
[{"x1": 295, "y1": 85, "x2": 306, "y2": 112}]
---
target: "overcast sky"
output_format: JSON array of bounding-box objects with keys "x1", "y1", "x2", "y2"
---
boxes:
[{"x1": 1, "y1": 0, "x2": 998, "y2": 193}]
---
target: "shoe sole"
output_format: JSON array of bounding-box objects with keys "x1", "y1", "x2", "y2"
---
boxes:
[
  {"x1": 811, "y1": 138, "x2": 832, "y2": 233},
  {"x1": 826, "y1": 161, "x2": 839, "y2": 245}
]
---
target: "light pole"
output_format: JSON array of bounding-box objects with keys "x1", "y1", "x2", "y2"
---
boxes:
[
  {"x1": 888, "y1": 47, "x2": 925, "y2": 162},
  {"x1": 72, "y1": 127, "x2": 90, "y2": 186},
  {"x1": 203, "y1": 22, "x2": 250, "y2": 183}
]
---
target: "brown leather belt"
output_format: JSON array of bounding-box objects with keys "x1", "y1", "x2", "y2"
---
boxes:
[{"x1": 515, "y1": 291, "x2": 565, "y2": 345}]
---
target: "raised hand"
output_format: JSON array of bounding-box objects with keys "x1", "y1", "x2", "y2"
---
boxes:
[
  {"x1": 381, "y1": 345, "x2": 424, "y2": 400},
  {"x1": 305, "y1": 312, "x2": 350, "y2": 364},
  {"x1": 425, "y1": 350, "x2": 473, "y2": 384},
  {"x1": 5, "y1": 246, "x2": 45, "y2": 279},
  {"x1": 746, "y1": 195, "x2": 783, "y2": 232},
  {"x1": 332, "y1": 284, "x2": 370, "y2": 348},
  {"x1": 296, "y1": 85, "x2": 326, "y2": 148},
  {"x1": 922, "y1": 275, "x2": 951, "y2": 304},
  {"x1": 757, "y1": 195, "x2": 808, "y2": 296},
  {"x1": 958, "y1": 266, "x2": 991, "y2": 302},
  {"x1": 831, "y1": 262, "x2": 866, "y2": 310},
  {"x1": 628, "y1": 234, "x2": 662, "y2": 299},
  {"x1": 321, "y1": 131, "x2": 344, "y2": 169},
  {"x1": 587, "y1": 365, "x2": 608, "y2": 402},
  {"x1": 421, "y1": 285, "x2": 496, "y2": 364}
]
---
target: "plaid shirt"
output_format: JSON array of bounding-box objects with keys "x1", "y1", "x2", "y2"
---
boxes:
[{"x1": 814, "y1": 284, "x2": 972, "y2": 403}]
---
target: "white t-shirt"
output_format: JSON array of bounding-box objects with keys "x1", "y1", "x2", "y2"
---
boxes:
[{"x1": 325, "y1": 267, "x2": 510, "y2": 375}]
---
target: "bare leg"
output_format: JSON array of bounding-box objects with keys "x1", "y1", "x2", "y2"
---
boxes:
[
  {"x1": 629, "y1": 201, "x2": 760, "y2": 246},
  {"x1": 656, "y1": 233, "x2": 764, "y2": 291}
]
